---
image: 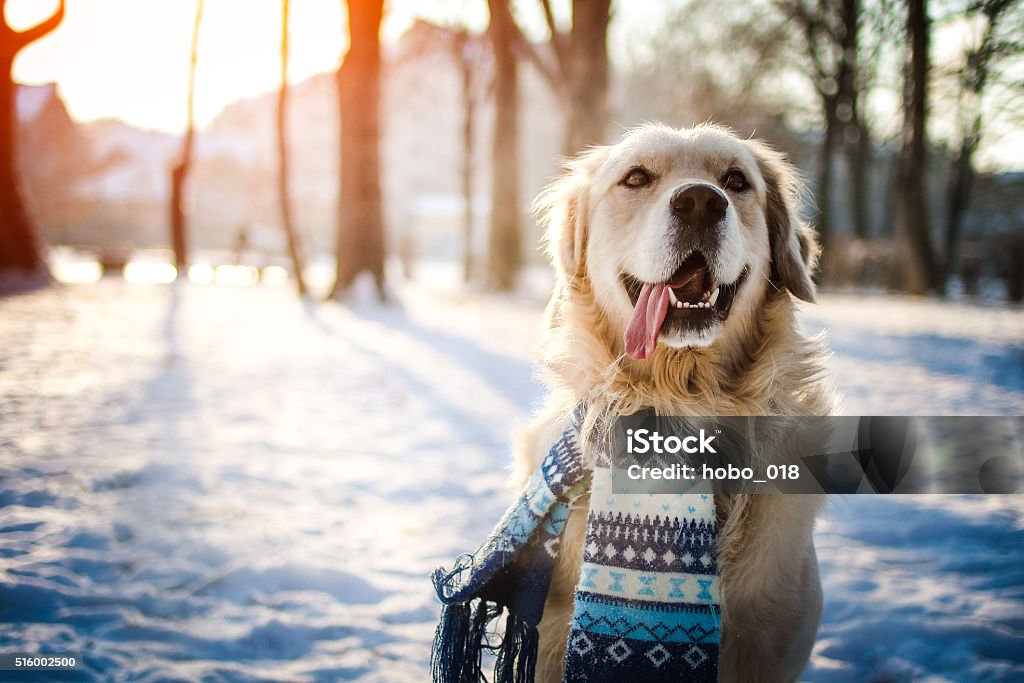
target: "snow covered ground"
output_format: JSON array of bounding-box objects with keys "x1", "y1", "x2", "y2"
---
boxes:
[{"x1": 1, "y1": 271, "x2": 1022, "y2": 682}]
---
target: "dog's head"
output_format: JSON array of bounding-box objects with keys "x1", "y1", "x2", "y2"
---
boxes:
[{"x1": 540, "y1": 124, "x2": 818, "y2": 361}]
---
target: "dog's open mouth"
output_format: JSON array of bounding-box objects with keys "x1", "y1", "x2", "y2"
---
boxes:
[{"x1": 621, "y1": 251, "x2": 748, "y2": 360}]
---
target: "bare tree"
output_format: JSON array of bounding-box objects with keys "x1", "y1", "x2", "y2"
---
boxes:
[
  {"x1": 453, "y1": 28, "x2": 485, "y2": 284},
  {"x1": 516, "y1": 0, "x2": 612, "y2": 155},
  {"x1": 542, "y1": 0, "x2": 612, "y2": 154},
  {"x1": 170, "y1": 0, "x2": 204, "y2": 278},
  {"x1": 0, "y1": 0, "x2": 64, "y2": 274},
  {"x1": 842, "y1": 0, "x2": 874, "y2": 244},
  {"x1": 783, "y1": 0, "x2": 874, "y2": 251},
  {"x1": 485, "y1": 0, "x2": 522, "y2": 292},
  {"x1": 330, "y1": 0, "x2": 387, "y2": 300},
  {"x1": 277, "y1": 0, "x2": 308, "y2": 296},
  {"x1": 941, "y1": 0, "x2": 1021, "y2": 293},
  {"x1": 480, "y1": 0, "x2": 612, "y2": 290},
  {"x1": 896, "y1": 0, "x2": 938, "y2": 294},
  {"x1": 626, "y1": 2, "x2": 801, "y2": 132}
]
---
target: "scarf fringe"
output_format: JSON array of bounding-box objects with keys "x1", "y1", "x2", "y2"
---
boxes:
[
  {"x1": 494, "y1": 612, "x2": 539, "y2": 683},
  {"x1": 430, "y1": 597, "x2": 539, "y2": 683},
  {"x1": 430, "y1": 598, "x2": 486, "y2": 683}
]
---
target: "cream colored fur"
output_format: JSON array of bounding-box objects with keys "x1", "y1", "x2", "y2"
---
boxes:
[{"x1": 512, "y1": 124, "x2": 834, "y2": 682}]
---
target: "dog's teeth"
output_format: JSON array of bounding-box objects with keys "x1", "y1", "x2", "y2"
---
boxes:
[
  {"x1": 683, "y1": 302, "x2": 690, "y2": 308},
  {"x1": 676, "y1": 301, "x2": 683, "y2": 309},
  {"x1": 709, "y1": 287, "x2": 720, "y2": 306},
  {"x1": 668, "y1": 288, "x2": 679, "y2": 305}
]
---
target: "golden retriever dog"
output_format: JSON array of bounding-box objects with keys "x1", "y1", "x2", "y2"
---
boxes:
[{"x1": 514, "y1": 123, "x2": 833, "y2": 682}]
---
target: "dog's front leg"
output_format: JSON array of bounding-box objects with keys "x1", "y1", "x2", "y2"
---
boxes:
[{"x1": 717, "y1": 494, "x2": 824, "y2": 683}]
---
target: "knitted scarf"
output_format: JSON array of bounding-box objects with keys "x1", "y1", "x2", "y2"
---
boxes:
[{"x1": 431, "y1": 414, "x2": 721, "y2": 682}]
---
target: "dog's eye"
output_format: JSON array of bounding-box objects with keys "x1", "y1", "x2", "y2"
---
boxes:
[
  {"x1": 620, "y1": 167, "x2": 654, "y2": 189},
  {"x1": 722, "y1": 169, "x2": 750, "y2": 193}
]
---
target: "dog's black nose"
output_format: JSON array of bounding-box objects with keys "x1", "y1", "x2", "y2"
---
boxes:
[{"x1": 670, "y1": 184, "x2": 728, "y2": 229}]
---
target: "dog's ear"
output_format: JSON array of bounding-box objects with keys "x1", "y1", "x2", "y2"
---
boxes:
[
  {"x1": 536, "y1": 146, "x2": 609, "y2": 287},
  {"x1": 752, "y1": 142, "x2": 819, "y2": 303}
]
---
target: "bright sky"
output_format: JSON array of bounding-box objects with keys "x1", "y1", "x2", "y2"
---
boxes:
[
  {"x1": 8, "y1": 1, "x2": 1021, "y2": 170},
  {"x1": 11, "y1": 0, "x2": 359, "y2": 132},
  {"x1": 7, "y1": 0, "x2": 572, "y2": 133},
  {"x1": 9, "y1": 0, "x2": 672, "y2": 132}
]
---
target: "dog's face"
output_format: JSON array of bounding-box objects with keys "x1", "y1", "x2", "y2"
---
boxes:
[{"x1": 543, "y1": 124, "x2": 818, "y2": 360}]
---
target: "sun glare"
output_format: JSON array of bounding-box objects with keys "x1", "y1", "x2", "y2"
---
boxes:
[
  {"x1": 213, "y1": 264, "x2": 260, "y2": 287},
  {"x1": 260, "y1": 265, "x2": 290, "y2": 286},
  {"x1": 187, "y1": 263, "x2": 215, "y2": 285},
  {"x1": 51, "y1": 259, "x2": 102, "y2": 284},
  {"x1": 10, "y1": 0, "x2": 346, "y2": 133},
  {"x1": 7, "y1": 0, "x2": 518, "y2": 134},
  {"x1": 123, "y1": 262, "x2": 177, "y2": 284}
]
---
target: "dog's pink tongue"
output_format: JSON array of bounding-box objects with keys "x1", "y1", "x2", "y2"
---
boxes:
[{"x1": 624, "y1": 283, "x2": 670, "y2": 360}]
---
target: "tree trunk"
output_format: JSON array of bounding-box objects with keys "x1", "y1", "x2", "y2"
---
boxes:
[
  {"x1": 170, "y1": 160, "x2": 188, "y2": 272},
  {"x1": 0, "y1": 56, "x2": 40, "y2": 272},
  {"x1": 942, "y1": 135, "x2": 975, "y2": 292},
  {"x1": 486, "y1": 0, "x2": 522, "y2": 292},
  {"x1": 816, "y1": 100, "x2": 838, "y2": 257},
  {"x1": 0, "y1": 0, "x2": 65, "y2": 274},
  {"x1": 331, "y1": 0, "x2": 386, "y2": 300},
  {"x1": 895, "y1": 0, "x2": 936, "y2": 295},
  {"x1": 170, "y1": 0, "x2": 204, "y2": 277},
  {"x1": 847, "y1": 116, "x2": 871, "y2": 240},
  {"x1": 940, "y1": 0, "x2": 1010, "y2": 294},
  {"x1": 564, "y1": 0, "x2": 611, "y2": 155},
  {"x1": 455, "y1": 30, "x2": 476, "y2": 284},
  {"x1": 838, "y1": 0, "x2": 870, "y2": 241},
  {"x1": 277, "y1": 0, "x2": 308, "y2": 296}
]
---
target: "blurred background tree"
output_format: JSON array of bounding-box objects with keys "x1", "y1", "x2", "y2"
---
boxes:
[
  {"x1": 781, "y1": 0, "x2": 875, "y2": 254},
  {"x1": 939, "y1": 0, "x2": 1022, "y2": 294},
  {"x1": 517, "y1": 0, "x2": 612, "y2": 155},
  {"x1": 485, "y1": 0, "x2": 521, "y2": 292},
  {"x1": 452, "y1": 27, "x2": 485, "y2": 283},
  {"x1": 278, "y1": 0, "x2": 309, "y2": 296},
  {"x1": 169, "y1": 0, "x2": 203, "y2": 278},
  {"x1": 483, "y1": 0, "x2": 613, "y2": 290},
  {"x1": 896, "y1": 0, "x2": 938, "y2": 294},
  {"x1": 331, "y1": 0, "x2": 386, "y2": 300},
  {"x1": 0, "y1": 0, "x2": 63, "y2": 274}
]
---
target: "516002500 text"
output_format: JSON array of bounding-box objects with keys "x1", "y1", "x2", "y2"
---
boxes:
[{"x1": 0, "y1": 654, "x2": 82, "y2": 670}]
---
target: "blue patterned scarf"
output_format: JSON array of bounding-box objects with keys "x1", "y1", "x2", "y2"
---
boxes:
[{"x1": 431, "y1": 415, "x2": 721, "y2": 682}]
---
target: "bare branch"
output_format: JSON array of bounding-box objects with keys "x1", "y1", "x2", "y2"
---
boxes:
[
  {"x1": 782, "y1": 0, "x2": 835, "y2": 84},
  {"x1": 505, "y1": 10, "x2": 567, "y2": 103},
  {"x1": 539, "y1": 0, "x2": 558, "y2": 36},
  {"x1": 15, "y1": 0, "x2": 65, "y2": 48},
  {"x1": 538, "y1": 0, "x2": 569, "y2": 73},
  {"x1": 180, "y1": 0, "x2": 204, "y2": 168}
]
